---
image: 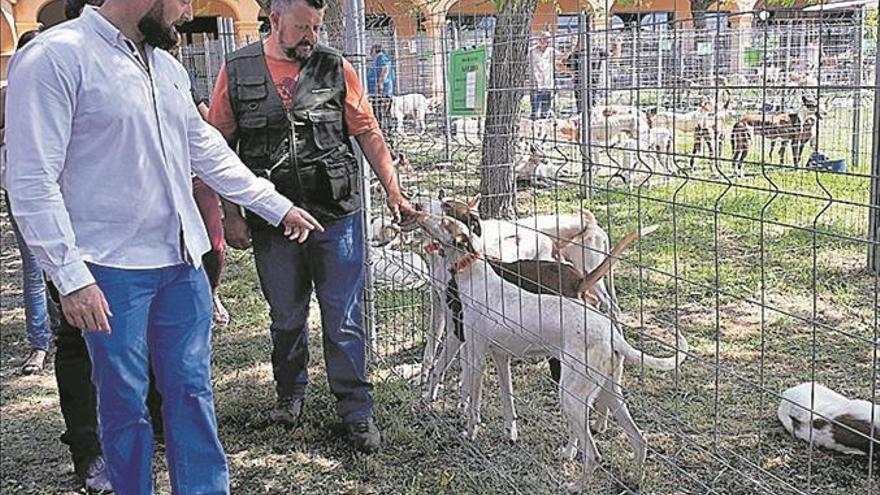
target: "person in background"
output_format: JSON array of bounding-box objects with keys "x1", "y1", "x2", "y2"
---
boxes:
[
  {"x1": 2, "y1": 29, "x2": 58, "y2": 377},
  {"x1": 561, "y1": 35, "x2": 622, "y2": 114},
  {"x1": 529, "y1": 31, "x2": 564, "y2": 119},
  {"x1": 367, "y1": 43, "x2": 395, "y2": 146},
  {"x1": 4, "y1": 3, "x2": 112, "y2": 491}
]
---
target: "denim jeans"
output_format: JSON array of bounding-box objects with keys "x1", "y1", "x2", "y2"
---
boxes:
[
  {"x1": 82, "y1": 263, "x2": 228, "y2": 495},
  {"x1": 530, "y1": 90, "x2": 553, "y2": 119},
  {"x1": 8, "y1": 196, "x2": 55, "y2": 351},
  {"x1": 252, "y1": 213, "x2": 373, "y2": 422}
]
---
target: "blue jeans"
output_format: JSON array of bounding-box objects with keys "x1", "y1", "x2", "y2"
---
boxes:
[
  {"x1": 82, "y1": 263, "x2": 228, "y2": 495},
  {"x1": 9, "y1": 202, "x2": 55, "y2": 351},
  {"x1": 531, "y1": 90, "x2": 553, "y2": 119},
  {"x1": 252, "y1": 213, "x2": 373, "y2": 422}
]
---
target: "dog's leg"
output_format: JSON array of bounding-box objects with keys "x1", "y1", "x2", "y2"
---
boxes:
[
  {"x1": 563, "y1": 382, "x2": 603, "y2": 492},
  {"x1": 463, "y1": 340, "x2": 488, "y2": 440},
  {"x1": 426, "y1": 333, "x2": 461, "y2": 402},
  {"x1": 417, "y1": 107, "x2": 427, "y2": 135},
  {"x1": 592, "y1": 353, "x2": 624, "y2": 435},
  {"x1": 421, "y1": 287, "x2": 444, "y2": 389},
  {"x1": 595, "y1": 371, "x2": 647, "y2": 466},
  {"x1": 689, "y1": 133, "x2": 700, "y2": 169},
  {"x1": 491, "y1": 349, "x2": 518, "y2": 442},
  {"x1": 793, "y1": 139, "x2": 805, "y2": 168}
]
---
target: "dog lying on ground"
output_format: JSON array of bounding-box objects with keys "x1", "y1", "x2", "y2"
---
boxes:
[
  {"x1": 778, "y1": 382, "x2": 879, "y2": 457},
  {"x1": 416, "y1": 211, "x2": 688, "y2": 491}
]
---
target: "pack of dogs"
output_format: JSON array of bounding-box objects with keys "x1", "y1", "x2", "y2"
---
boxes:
[
  {"x1": 377, "y1": 83, "x2": 866, "y2": 489},
  {"x1": 392, "y1": 87, "x2": 825, "y2": 189},
  {"x1": 365, "y1": 191, "x2": 877, "y2": 490}
]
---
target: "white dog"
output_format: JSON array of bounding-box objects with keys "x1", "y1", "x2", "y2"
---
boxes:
[
  {"x1": 391, "y1": 93, "x2": 440, "y2": 135},
  {"x1": 778, "y1": 382, "x2": 878, "y2": 456},
  {"x1": 416, "y1": 211, "x2": 688, "y2": 491}
]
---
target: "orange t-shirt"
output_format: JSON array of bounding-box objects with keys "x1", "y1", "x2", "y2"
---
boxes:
[{"x1": 208, "y1": 48, "x2": 378, "y2": 141}]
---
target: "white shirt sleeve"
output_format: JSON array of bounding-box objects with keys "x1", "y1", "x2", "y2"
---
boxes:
[
  {"x1": 5, "y1": 43, "x2": 96, "y2": 295},
  {"x1": 181, "y1": 69, "x2": 293, "y2": 226}
]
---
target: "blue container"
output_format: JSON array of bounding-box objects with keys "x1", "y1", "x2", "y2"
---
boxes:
[{"x1": 825, "y1": 159, "x2": 847, "y2": 173}]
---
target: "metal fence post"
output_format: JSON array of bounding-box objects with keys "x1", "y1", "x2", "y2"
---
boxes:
[
  {"x1": 870, "y1": 22, "x2": 880, "y2": 273},
  {"x1": 579, "y1": 12, "x2": 593, "y2": 200},
  {"x1": 344, "y1": 0, "x2": 377, "y2": 363},
  {"x1": 852, "y1": 7, "x2": 864, "y2": 170}
]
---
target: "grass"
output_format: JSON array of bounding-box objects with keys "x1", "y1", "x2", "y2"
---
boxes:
[
  {"x1": 1, "y1": 105, "x2": 878, "y2": 494},
  {"x1": 373, "y1": 104, "x2": 878, "y2": 494}
]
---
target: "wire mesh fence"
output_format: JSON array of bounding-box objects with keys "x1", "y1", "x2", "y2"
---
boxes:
[
  {"x1": 176, "y1": 4, "x2": 878, "y2": 493},
  {"x1": 363, "y1": 6, "x2": 879, "y2": 495}
]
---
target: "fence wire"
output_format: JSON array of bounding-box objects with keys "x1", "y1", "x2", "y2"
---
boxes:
[{"x1": 180, "y1": 5, "x2": 879, "y2": 494}]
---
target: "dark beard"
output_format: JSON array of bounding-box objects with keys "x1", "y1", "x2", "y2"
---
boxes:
[
  {"x1": 137, "y1": 1, "x2": 178, "y2": 50},
  {"x1": 283, "y1": 40, "x2": 315, "y2": 62}
]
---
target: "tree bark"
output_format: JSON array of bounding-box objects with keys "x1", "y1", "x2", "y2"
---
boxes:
[
  {"x1": 690, "y1": 0, "x2": 714, "y2": 30},
  {"x1": 479, "y1": 1, "x2": 537, "y2": 220},
  {"x1": 323, "y1": 0, "x2": 346, "y2": 50}
]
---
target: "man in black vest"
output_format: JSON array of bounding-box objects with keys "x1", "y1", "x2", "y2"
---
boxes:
[{"x1": 208, "y1": 0, "x2": 415, "y2": 454}]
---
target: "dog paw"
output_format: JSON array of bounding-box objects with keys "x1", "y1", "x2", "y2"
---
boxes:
[
  {"x1": 461, "y1": 427, "x2": 478, "y2": 441},
  {"x1": 508, "y1": 424, "x2": 519, "y2": 443},
  {"x1": 563, "y1": 480, "x2": 586, "y2": 493},
  {"x1": 556, "y1": 444, "x2": 578, "y2": 461}
]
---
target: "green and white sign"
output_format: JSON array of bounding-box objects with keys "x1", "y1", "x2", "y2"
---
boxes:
[{"x1": 448, "y1": 47, "x2": 487, "y2": 117}]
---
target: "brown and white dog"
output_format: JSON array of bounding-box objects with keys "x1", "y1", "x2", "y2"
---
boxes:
[{"x1": 778, "y1": 382, "x2": 879, "y2": 457}]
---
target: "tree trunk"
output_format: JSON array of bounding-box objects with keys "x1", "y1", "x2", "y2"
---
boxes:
[
  {"x1": 323, "y1": 0, "x2": 346, "y2": 50},
  {"x1": 479, "y1": 1, "x2": 537, "y2": 220},
  {"x1": 690, "y1": 0, "x2": 713, "y2": 30}
]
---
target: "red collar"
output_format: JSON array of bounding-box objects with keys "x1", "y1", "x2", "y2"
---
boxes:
[
  {"x1": 424, "y1": 242, "x2": 442, "y2": 255},
  {"x1": 452, "y1": 251, "x2": 482, "y2": 272}
]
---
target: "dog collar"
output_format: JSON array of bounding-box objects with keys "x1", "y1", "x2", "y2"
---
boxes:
[
  {"x1": 452, "y1": 251, "x2": 482, "y2": 272},
  {"x1": 424, "y1": 242, "x2": 443, "y2": 255}
]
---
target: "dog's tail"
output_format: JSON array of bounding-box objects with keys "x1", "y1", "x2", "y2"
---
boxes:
[
  {"x1": 613, "y1": 325, "x2": 689, "y2": 371},
  {"x1": 553, "y1": 211, "x2": 599, "y2": 255},
  {"x1": 575, "y1": 224, "x2": 658, "y2": 299}
]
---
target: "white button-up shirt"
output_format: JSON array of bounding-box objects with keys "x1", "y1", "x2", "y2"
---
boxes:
[
  {"x1": 4, "y1": 7, "x2": 292, "y2": 295},
  {"x1": 530, "y1": 46, "x2": 557, "y2": 89}
]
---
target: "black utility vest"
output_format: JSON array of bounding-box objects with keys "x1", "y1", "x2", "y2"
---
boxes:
[{"x1": 226, "y1": 42, "x2": 360, "y2": 226}]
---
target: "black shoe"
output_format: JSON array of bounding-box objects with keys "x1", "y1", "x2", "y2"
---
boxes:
[
  {"x1": 345, "y1": 417, "x2": 381, "y2": 454},
  {"x1": 269, "y1": 396, "x2": 303, "y2": 427}
]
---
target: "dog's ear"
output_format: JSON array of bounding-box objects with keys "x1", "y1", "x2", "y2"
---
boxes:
[
  {"x1": 441, "y1": 218, "x2": 477, "y2": 253},
  {"x1": 468, "y1": 193, "x2": 481, "y2": 210},
  {"x1": 452, "y1": 230, "x2": 477, "y2": 254},
  {"x1": 467, "y1": 213, "x2": 482, "y2": 237}
]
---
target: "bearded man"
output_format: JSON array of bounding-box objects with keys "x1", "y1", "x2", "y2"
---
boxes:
[
  {"x1": 4, "y1": 1, "x2": 322, "y2": 492},
  {"x1": 208, "y1": 0, "x2": 415, "y2": 454}
]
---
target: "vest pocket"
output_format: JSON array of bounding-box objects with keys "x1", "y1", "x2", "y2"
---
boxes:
[
  {"x1": 237, "y1": 76, "x2": 267, "y2": 101},
  {"x1": 322, "y1": 162, "x2": 351, "y2": 201},
  {"x1": 239, "y1": 115, "x2": 269, "y2": 158},
  {"x1": 308, "y1": 109, "x2": 344, "y2": 150}
]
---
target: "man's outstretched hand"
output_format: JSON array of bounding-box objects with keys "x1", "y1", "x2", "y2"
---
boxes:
[
  {"x1": 281, "y1": 206, "x2": 325, "y2": 243},
  {"x1": 388, "y1": 192, "x2": 418, "y2": 229}
]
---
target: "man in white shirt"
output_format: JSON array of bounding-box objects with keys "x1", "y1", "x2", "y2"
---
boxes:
[
  {"x1": 529, "y1": 31, "x2": 561, "y2": 119},
  {"x1": 4, "y1": 1, "x2": 322, "y2": 493}
]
